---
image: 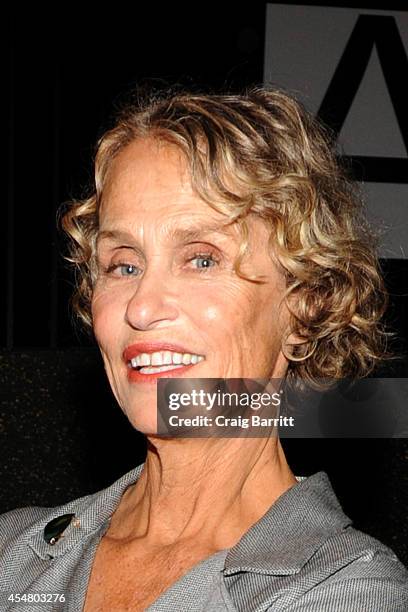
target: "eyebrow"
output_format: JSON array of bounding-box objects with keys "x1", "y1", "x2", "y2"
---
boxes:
[{"x1": 96, "y1": 222, "x2": 236, "y2": 247}]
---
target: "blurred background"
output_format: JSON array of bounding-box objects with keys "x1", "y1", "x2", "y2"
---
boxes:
[{"x1": 2, "y1": 2, "x2": 408, "y2": 565}]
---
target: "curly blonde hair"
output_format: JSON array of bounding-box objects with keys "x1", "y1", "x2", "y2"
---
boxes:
[{"x1": 60, "y1": 85, "x2": 389, "y2": 386}]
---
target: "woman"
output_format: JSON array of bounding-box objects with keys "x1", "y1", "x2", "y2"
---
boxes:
[{"x1": 1, "y1": 86, "x2": 407, "y2": 611}]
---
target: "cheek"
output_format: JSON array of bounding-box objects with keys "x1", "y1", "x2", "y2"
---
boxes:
[
  {"x1": 201, "y1": 305, "x2": 218, "y2": 321},
  {"x1": 91, "y1": 290, "x2": 123, "y2": 346},
  {"x1": 188, "y1": 281, "x2": 258, "y2": 335},
  {"x1": 197, "y1": 280, "x2": 287, "y2": 351}
]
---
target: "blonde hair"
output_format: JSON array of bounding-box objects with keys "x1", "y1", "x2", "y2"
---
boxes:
[{"x1": 60, "y1": 85, "x2": 389, "y2": 386}]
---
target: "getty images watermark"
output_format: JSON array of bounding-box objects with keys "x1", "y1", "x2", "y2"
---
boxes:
[
  {"x1": 157, "y1": 378, "x2": 408, "y2": 438},
  {"x1": 157, "y1": 378, "x2": 294, "y2": 437}
]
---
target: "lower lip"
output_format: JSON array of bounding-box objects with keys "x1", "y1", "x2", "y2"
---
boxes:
[{"x1": 126, "y1": 362, "x2": 200, "y2": 384}]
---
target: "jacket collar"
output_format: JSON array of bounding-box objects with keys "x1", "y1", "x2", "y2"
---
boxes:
[
  {"x1": 29, "y1": 464, "x2": 351, "y2": 574},
  {"x1": 223, "y1": 471, "x2": 351, "y2": 575}
]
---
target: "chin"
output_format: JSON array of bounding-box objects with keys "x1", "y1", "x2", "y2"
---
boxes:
[{"x1": 126, "y1": 414, "x2": 158, "y2": 436}]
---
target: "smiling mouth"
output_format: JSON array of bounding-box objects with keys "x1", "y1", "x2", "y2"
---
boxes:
[{"x1": 128, "y1": 350, "x2": 205, "y2": 375}]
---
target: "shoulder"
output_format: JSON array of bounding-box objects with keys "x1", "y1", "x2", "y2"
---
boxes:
[
  {"x1": 0, "y1": 463, "x2": 144, "y2": 589},
  {"x1": 0, "y1": 491, "x2": 96, "y2": 579},
  {"x1": 299, "y1": 525, "x2": 408, "y2": 606},
  {"x1": 0, "y1": 482, "x2": 103, "y2": 544},
  {"x1": 226, "y1": 472, "x2": 408, "y2": 612},
  {"x1": 287, "y1": 476, "x2": 408, "y2": 611},
  {"x1": 0, "y1": 504, "x2": 50, "y2": 540},
  {"x1": 258, "y1": 526, "x2": 408, "y2": 611},
  {"x1": 279, "y1": 530, "x2": 408, "y2": 611},
  {"x1": 0, "y1": 463, "x2": 144, "y2": 550},
  {"x1": 318, "y1": 522, "x2": 405, "y2": 570},
  {"x1": 0, "y1": 494, "x2": 94, "y2": 595}
]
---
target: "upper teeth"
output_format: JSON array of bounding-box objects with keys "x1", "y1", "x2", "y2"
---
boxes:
[{"x1": 130, "y1": 351, "x2": 205, "y2": 368}]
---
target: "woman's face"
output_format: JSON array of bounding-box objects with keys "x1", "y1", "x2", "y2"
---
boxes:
[{"x1": 92, "y1": 138, "x2": 290, "y2": 433}]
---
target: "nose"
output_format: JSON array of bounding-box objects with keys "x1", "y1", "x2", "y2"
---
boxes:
[{"x1": 124, "y1": 265, "x2": 179, "y2": 331}]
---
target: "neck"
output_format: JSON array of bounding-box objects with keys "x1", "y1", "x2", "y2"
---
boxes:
[{"x1": 108, "y1": 435, "x2": 297, "y2": 551}]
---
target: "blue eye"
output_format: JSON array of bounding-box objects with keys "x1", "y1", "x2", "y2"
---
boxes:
[
  {"x1": 105, "y1": 262, "x2": 140, "y2": 277},
  {"x1": 119, "y1": 264, "x2": 139, "y2": 276},
  {"x1": 190, "y1": 254, "x2": 217, "y2": 270}
]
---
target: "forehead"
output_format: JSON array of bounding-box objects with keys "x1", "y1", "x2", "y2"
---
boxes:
[
  {"x1": 96, "y1": 138, "x2": 277, "y2": 258},
  {"x1": 101, "y1": 138, "x2": 204, "y2": 214},
  {"x1": 104, "y1": 137, "x2": 186, "y2": 187},
  {"x1": 99, "y1": 137, "x2": 240, "y2": 236}
]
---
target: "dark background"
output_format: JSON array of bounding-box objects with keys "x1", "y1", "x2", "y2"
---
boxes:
[{"x1": 2, "y1": 2, "x2": 408, "y2": 566}]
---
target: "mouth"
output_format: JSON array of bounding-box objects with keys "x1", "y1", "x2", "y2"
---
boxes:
[{"x1": 123, "y1": 343, "x2": 206, "y2": 384}]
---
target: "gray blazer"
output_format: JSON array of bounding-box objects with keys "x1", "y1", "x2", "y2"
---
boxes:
[{"x1": 0, "y1": 464, "x2": 407, "y2": 611}]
